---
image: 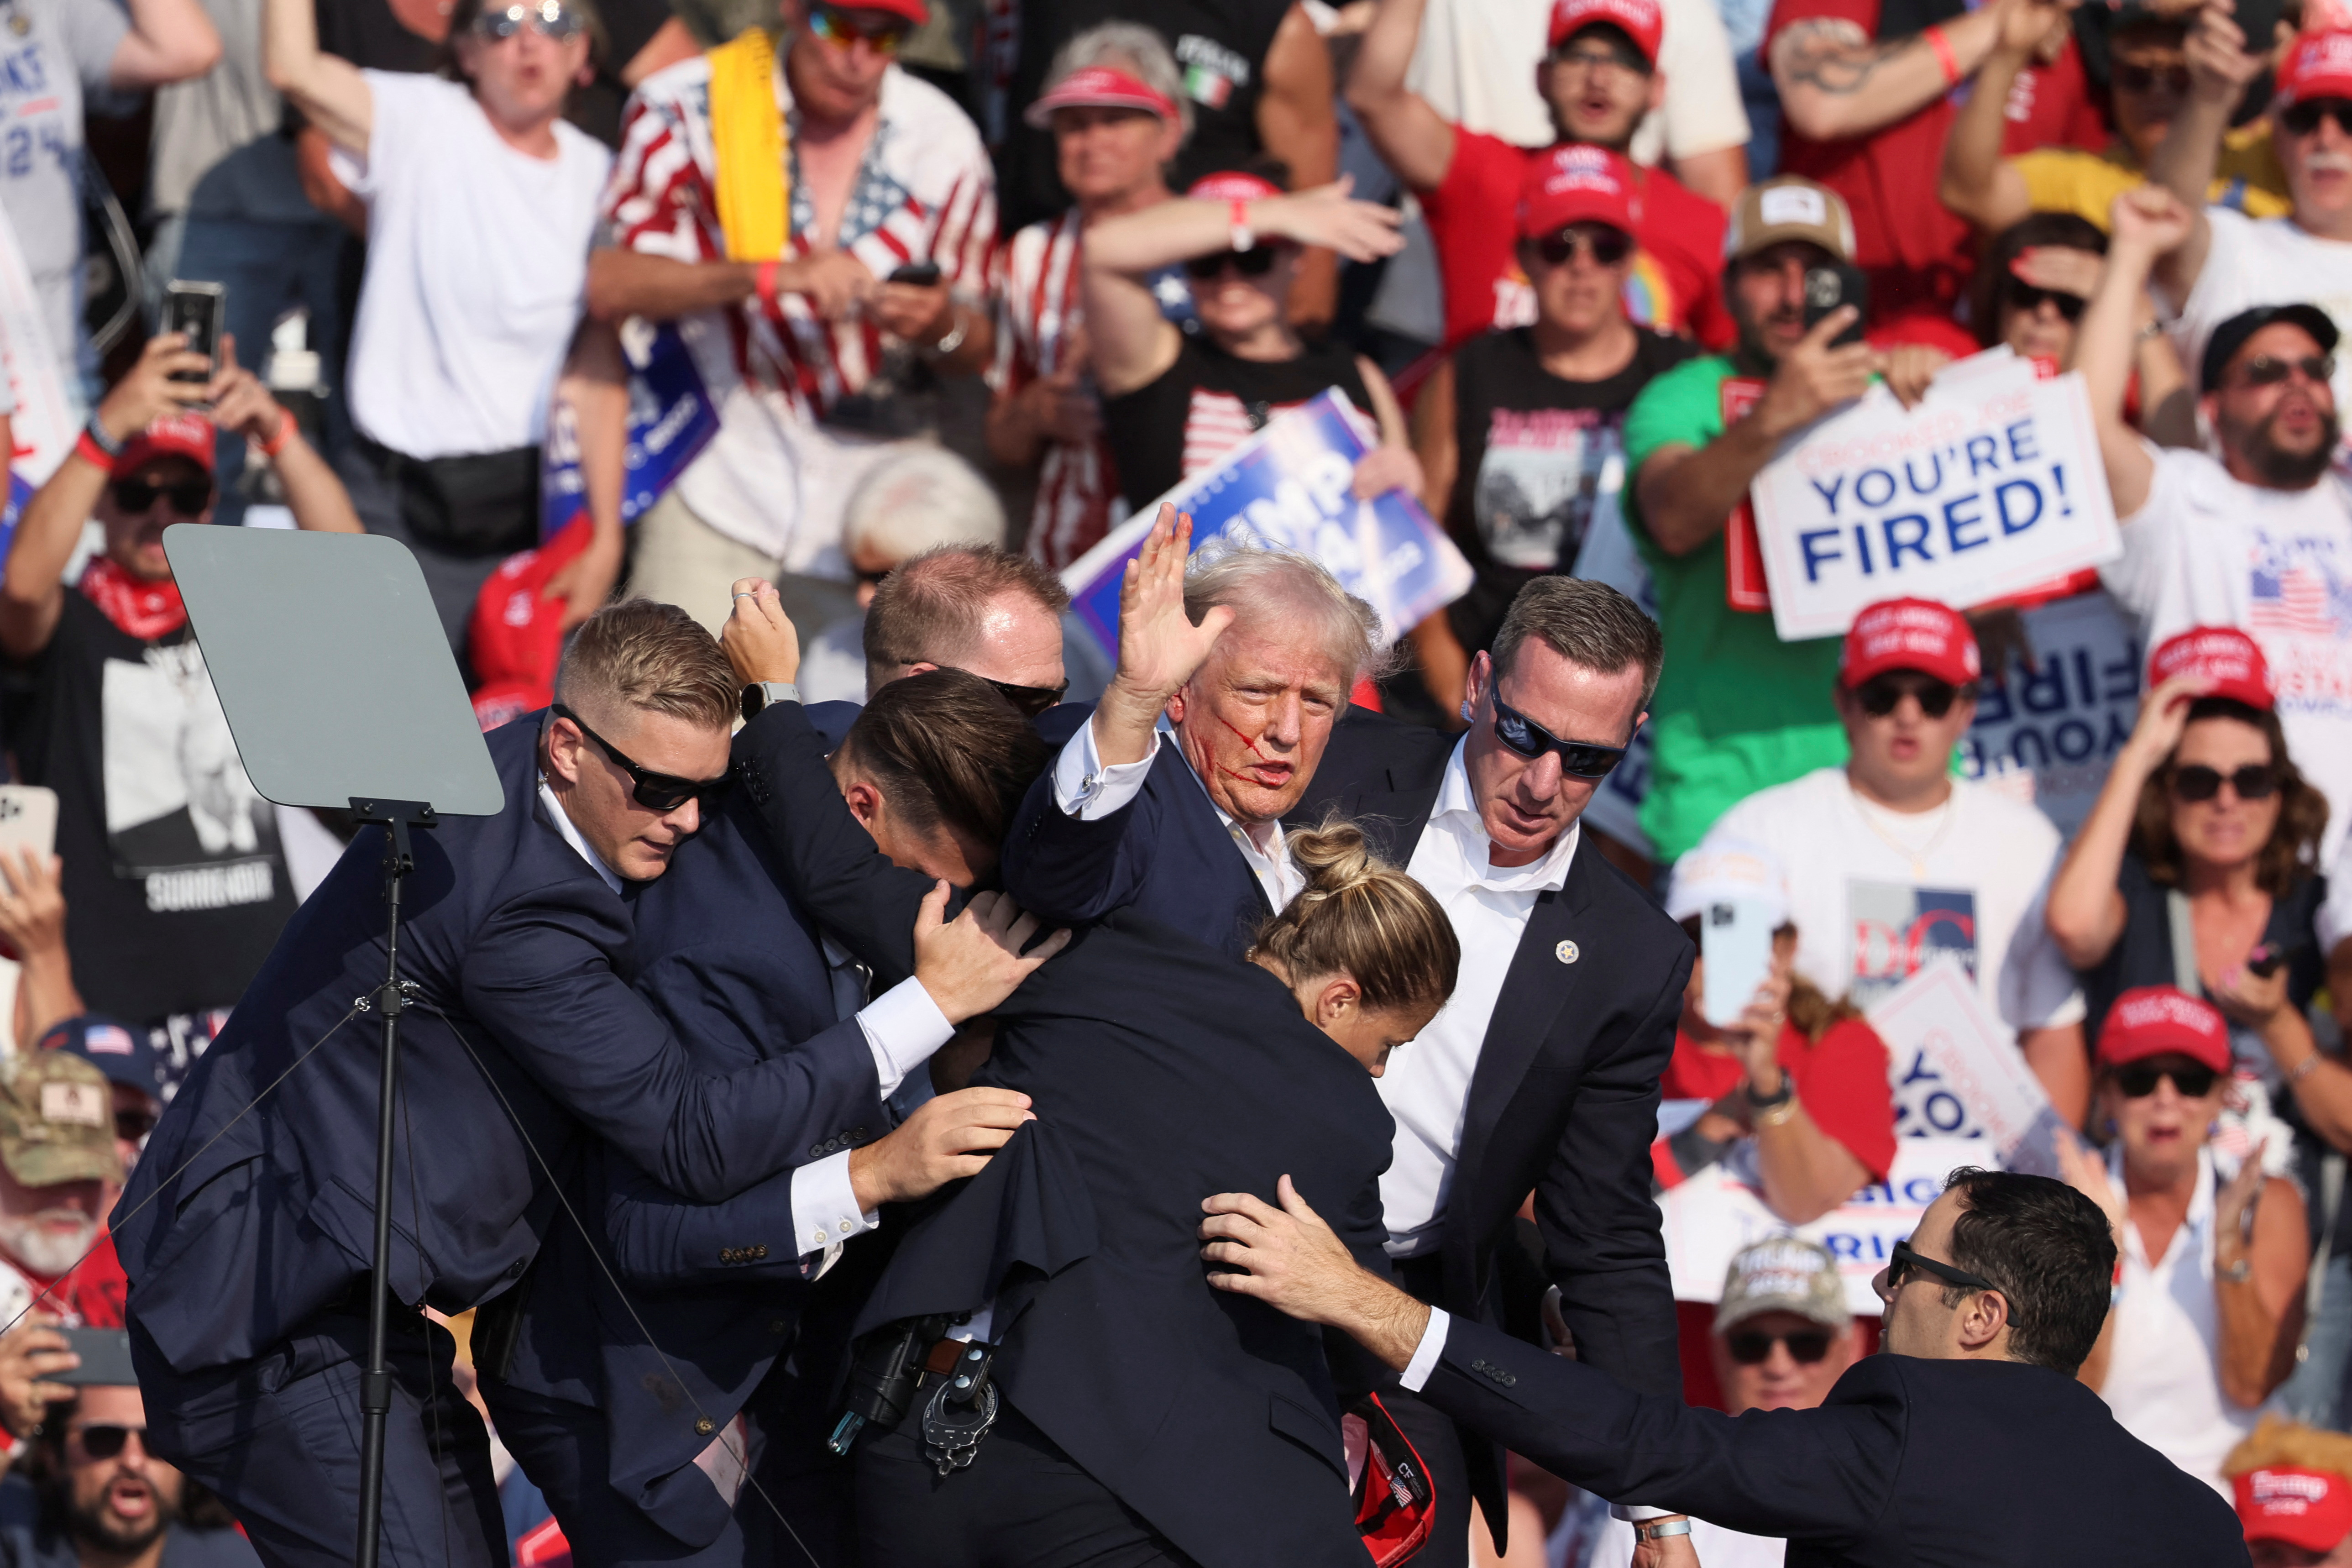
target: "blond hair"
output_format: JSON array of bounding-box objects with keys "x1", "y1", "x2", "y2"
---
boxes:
[
  {"x1": 2224, "y1": 1416, "x2": 2352, "y2": 1481},
  {"x1": 553, "y1": 599, "x2": 739, "y2": 733},
  {"x1": 1250, "y1": 818, "x2": 1458, "y2": 1013}
]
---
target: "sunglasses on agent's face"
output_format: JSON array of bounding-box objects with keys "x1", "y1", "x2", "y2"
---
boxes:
[
  {"x1": 807, "y1": 5, "x2": 910, "y2": 52},
  {"x1": 552, "y1": 704, "x2": 734, "y2": 813},
  {"x1": 2004, "y1": 282, "x2": 2086, "y2": 321},
  {"x1": 72, "y1": 1425, "x2": 147, "y2": 1461},
  {"x1": 1724, "y1": 1327, "x2": 1833, "y2": 1365},
  {"x1": 2169, "y1": 761, "x2": 2279, "y2": 803},
  {"x1": 2114, "y1": 1060, "x2": 2222, "y2": 1098},
  {"x1": 1184, "y1": 246, "x2": 1282, "y2": 281},
  {"x1": 1490, "y1": 693, "x2": 1633, "y2": 781},
  {"x1": 471, "y1": 0, "x2": 585, "y2": 41},
  {"x1": 1530, "y1": 226, "x2": 1634, "y2": 270},
  {"x1": 970, "y1": 672, "x2": 1068, "y2": 718},
  {"x1": 2283, "y1": 98, "x2": 2352, "y2": 139},
  {"x1": 109, "y1": 477, "x2": 212, "y2": 518},
  {"x1": 1853, "y1": 673, "x2": 1971, "y2": 719},
  {"x1": 1883, "y1": 1238, "x2": 1996, "y2": 1295}
]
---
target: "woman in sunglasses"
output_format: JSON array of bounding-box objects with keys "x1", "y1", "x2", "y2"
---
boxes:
[
  {"x1": 1084, "y1": 167, "x2": 1424, "y2": 519},
  {"x1": 2059, "y1": 986, "x2": 2307, "y2": 1495}
]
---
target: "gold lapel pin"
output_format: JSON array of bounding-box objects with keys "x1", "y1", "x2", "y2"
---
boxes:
[{"x1": 1556, "y1": 940, "x2": 1579, "y2": 965}]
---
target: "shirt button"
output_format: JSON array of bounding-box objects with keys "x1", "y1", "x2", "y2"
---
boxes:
[
  {"x1": 811, "y1": 1230, "x2": 828, "y2": 1247},
  {"x1": 838, "y1": 1219, "x2": 853, "y2": 1234}
]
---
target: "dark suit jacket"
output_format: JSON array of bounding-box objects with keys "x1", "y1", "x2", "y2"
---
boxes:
[
  {"x1": 114, "y1": 714, "x2": 880, "y2": 1376},
  {"x1": 1289, "y1": 707, "x2": 1692, "y2": 1531},
  {"x1": 854, "y1": 914, "x2": 1393, "y2": 1568},
  {"x1": 1421, "y1": 1317, "x2": 2249, "y2": 1566},
  {"x1": 487, "y1": 786, "x2": 886, "y2": 1548}
]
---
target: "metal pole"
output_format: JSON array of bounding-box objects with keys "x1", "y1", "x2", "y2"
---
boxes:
[{"x1": 354, "y1": 812, "x2": 414, "y2": 1568}]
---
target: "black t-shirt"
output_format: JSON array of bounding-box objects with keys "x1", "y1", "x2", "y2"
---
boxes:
[
  {"x1": 314, "y1": 0, "x2": 441, "y2": 73},
  {"x1": 10, "y1": 594, "x2": 299, "y2": 1026},
  {"x1": 994, "y1": 0, "x2": 1289, "y2": 234},
  {"x1": 565, "y1": 0, "x2": 677, "y2": 149},
  {"x1": 1101, "y1": 335, "x2": 1373, "y2": 510},
  {"x1": 1442, "y1": 325, "x2": 1697, "y2": 656}
]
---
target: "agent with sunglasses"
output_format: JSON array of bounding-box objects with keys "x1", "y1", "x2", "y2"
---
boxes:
[{"x1": 2058, "y1": 986, "x2": 2309, "y2": 1496}]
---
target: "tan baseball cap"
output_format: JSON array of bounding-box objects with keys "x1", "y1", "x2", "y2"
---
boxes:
[
  {"x1": 1714, "y1": 1236, "x2": 1849, "y2": 1335},
  {"x1": 1723, "y1": 177, "x2": 1857, "y2": 266},
  {"x1": 0, "y1": 1051, "x2": 121, "y2": 1188}
]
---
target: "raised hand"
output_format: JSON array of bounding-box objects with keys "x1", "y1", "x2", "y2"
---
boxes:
[
  {"x1": 2109, "y1": 185, "x2": 2196, "y2": 257},
  {"x1": 1755, "y1": 308, "x2": 1878, "y2": 440},
  {"x1": 1091, "y1": 506, "x2": 1236, "y2": 766},
  {"x1": 722, "y1": 577, "x2": 801, "y2": 687},
  {"x1": 2184, "y1": 0, "x2": 2263, "y2": 104},
  {"x1": 1257, "y1": 176, "x2": 1405, "y2": 264}
]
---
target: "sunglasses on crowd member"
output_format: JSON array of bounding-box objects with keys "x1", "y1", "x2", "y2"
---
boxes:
[
  {"x1": 1884, "y1": 1238, "x2": 1995, "y2": 1294},
  {"x1": 1490, "y1": 694, "x2": 1633, "y2": 781},
  {"x1": 2004, "y1": 282, "x2": 2086, "y2": 321},
  {"x1": 1723, "y1": 1327, "x2": 1833, "y2": 1365},
  {"x1": 109, "y1": 477, "x2": 212, "y2": 517},
  {"x1": 73, "y1": 1425, "x2": 146, "y2": 1460},
  {"x1": 2170, "y1": 762, "x2": 2278, "y2": 802},
  {"x1": 471, "y1": 0, "x2": 585, "y2": 41},
  {"x1": 2282, "y1": 98, "x2": 2352, "y2": 139},
  {"x1": 1184, "y1": 247, "x2": 1282, "y2": 281},
  {"x1": 1530, "y1": 227, "x2": 1634, "y2": 269},
  {"x1": 974, "y1": 673, "x2": 1068, "y2": 718},
  {"x1": 551, "y1": 703, "x2": 734, "y2": 813},
  {"x1": 1550, "y1": 38, "x2": 1651, "y2": 74},
  {"x1": 2112, "y1": 61, "x2": 2192, "y2": 96},
  {"x1": 2115, "y1": 1060, "x2": 2222, "y2": 1098},
  {"x1": 807, "y1": 6, "x2": 911, "y2": 54},
  {"x1": 1853, "y1": 673, "x2": 1973, "y2": 719},
  {"x1": 2231, "y1": 353, "x2": 2335, "y2": 390}
]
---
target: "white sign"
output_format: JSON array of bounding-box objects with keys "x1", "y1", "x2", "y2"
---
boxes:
[
  {"x1": 1749, "y1": 359, "x2": 2121, "y2": 641},
  {"x1": 1867, "y1": 963, "x2": 2079, "y2": 1177},
  {"x1": 1961, "y1": 589, "x2": 2144, "y2": 838}
]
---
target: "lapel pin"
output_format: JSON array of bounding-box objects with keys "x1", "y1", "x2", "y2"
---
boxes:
[{"x1": 1556, "y1": 940, "x2": 1579, "y2": 965}]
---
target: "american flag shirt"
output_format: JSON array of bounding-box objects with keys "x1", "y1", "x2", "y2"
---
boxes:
[
  {"x1": 602, "y1": 55, "x2": 995, "y2": 560},
  {"x1": 990, "y1": 211, "x2": 1113, "y2": 571},
  {"x1": 2104, "y1": 442, "x2": 2352, "y2": 864}
]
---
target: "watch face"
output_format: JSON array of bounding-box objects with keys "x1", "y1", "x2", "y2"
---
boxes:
[{"x1": 740, "y1": 685, "x2": 764, "y2": 723}]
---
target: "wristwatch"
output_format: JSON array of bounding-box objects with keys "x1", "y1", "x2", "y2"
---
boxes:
[
  {"x1": 2218, "y1": 1258, "x2": 2254, "y2": 1285},
  {"x1": 1744, "y1": 1072, "x2": 1794, "y2": 1110},
  {"x1": 1634, "y1": 1519, "x2": 1693, "y2": 1542},
  {"x1": 739, "y1": 681, "x2": 800, "y2": 723}
]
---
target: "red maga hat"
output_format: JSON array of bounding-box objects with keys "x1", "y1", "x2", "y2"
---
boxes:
[
  {"x1": 2096, "y1": 986, "x2": 2232, "y2": 1074},
  {"x1": 114, "y1": 413, "x2": 215, "y2": 479},
  {"x1": 2238, "y1": 1466, "x2": 2352, "y2": 1552},
  {"x1": 1517, "y1": 144, "x2": 1640, "y2": 240},
  {"x1": 1547, "y1": 0, "x2": 1663, "y2": 65},
  {"x1": 2149, "y1": 626, "x2": 2275, "y2": 713},
  {"x1": 2277, "y1": 30, "x2": 2352, "y2": 109},
  {"x1": 1839, "y1": 598, "x2": 1980, "y2": 688}
]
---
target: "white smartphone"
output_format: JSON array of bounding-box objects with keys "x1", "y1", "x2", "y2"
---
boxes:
[
  {"x1": 0, "y1": 785, "x2": 58, "y2": 865},
  {"x1": 1701, "y1": 896, "x2": 1778, "y2": 1029}
]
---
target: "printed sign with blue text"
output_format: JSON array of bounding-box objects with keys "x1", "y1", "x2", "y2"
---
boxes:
[{"x1": 1961, "y1": 590, "x2": 2142, "y2": 837}]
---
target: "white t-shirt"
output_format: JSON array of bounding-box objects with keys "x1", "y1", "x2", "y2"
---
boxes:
[
  {"x1": 2102, "y1": 444, "x2": 2352, "y2": 866},
  {"x1": 2165, "y1": 209, "x2": 2352, "y2": 429},
  {"x1": 334, "y1": 72, "x2": 611, "y2": 459},
  {"x1": 0, "y1": 0, "x2": 129, "y2": 394}
]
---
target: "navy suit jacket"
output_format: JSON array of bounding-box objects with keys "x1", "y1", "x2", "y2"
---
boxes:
[
  {"x1": 114, "y1": 714, "x2": 880, "y2": 1375},
  {"x1": 1420, "y1": 1317, "x2": 2248, "y2": 1566},
  {"x1": 1000, "y1": 729, "x2": 1271, "y2": 960},
  {"x1": 488, "y1": 783, "x2": 885, "y2": 1548},
  {"x1": 854, "y1": 914, "x2": 1393, "y2": 1568}
]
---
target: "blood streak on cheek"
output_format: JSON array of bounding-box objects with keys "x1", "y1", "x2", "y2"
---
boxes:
[{"x1": 1215, "y1": 712, "x2": 1272, "y2": 760}]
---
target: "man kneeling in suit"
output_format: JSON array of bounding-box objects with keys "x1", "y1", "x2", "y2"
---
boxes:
[{"x1": 1200, "y1": 1166, "x2": 2248, "y2": 1567}]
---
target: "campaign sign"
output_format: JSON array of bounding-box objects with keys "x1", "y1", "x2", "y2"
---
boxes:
[
  {"x1": 1060, "y1": 389, "x2": 1473, "y2": 659},
  {"x1": 1960, "y1": 589, "x2": 2143, "y2": 837},
  {"x1": 540, "y1": 320, "x2": 721, "y2": 539},
  {"x1": 1868, "y1": 962, "x2": 2079, "y2": 1177},
  {"x1": 1749, "y1": 365, "x2": 2121, "y2": 641},
  {"x1": 1568, "y1": 503, "x2": 1658, "y2": 855}
]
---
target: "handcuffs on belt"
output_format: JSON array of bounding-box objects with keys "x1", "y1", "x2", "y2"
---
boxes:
[
  {"x1": 917, "y1": 1337, "x2": 999, "y2": 1476},
  {"x1": 826, "y1": 1316, "x2": 1000, "y2": 1474}
]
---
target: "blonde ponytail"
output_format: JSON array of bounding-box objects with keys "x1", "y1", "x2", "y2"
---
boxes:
[{"x1": 1252, "y1": 816, "x2": 1459, "y2": 1014}]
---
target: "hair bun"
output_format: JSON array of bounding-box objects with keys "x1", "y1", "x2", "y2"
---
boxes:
[{"x1": 1289, "y1": 820, "x2": 1378, "y2": 902}]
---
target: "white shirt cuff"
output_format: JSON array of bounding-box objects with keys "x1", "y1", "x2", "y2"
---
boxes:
[
  {"x1": 1612, "y1": 1506, "x2": 1677, "y2": 1522},
  {"x1": 1053, "y1": 714, "x2": 1160, "y2": 820},
  {"x1": 1399, "y1": 1306, "x2": 1451, "y2": 1392},
  {"x1": 858, "y1": 977, "x2": 956, "y2": 1100},
  {"x1": 789, "y1": 1148, "x2": 877, "y2": 1257}
]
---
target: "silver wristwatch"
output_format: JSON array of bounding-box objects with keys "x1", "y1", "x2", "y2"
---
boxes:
[{"x1": 739, "y1": 681, "x2": 801, "y2": 723}]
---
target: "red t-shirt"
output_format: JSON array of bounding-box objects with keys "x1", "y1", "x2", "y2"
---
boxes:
[
  {"x1": 1762, "y1": 0, "x2": 2108, "y2": 323},
  {"x1": 1660, "y1": 1015, "x2": 1897, "y2": 1182},
  {"x1": 1419, "y1": 130, "x2": 1734, "y2": 353}
]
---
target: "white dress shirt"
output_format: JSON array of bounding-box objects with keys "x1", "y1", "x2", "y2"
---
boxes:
[
  {"x1": 538, "y1": 779, "x2": 954, "y2": 1259},
  {"x1": 1378, "y1": 741, "x2": 1578, "y2": 1258},
  {"x1": 1052, "y1": 716, "x2": 1304, "y2": 912}
]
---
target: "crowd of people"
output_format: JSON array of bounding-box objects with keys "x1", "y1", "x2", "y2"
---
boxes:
[{"x1": 8, "y1": 0, "x2": 2352, "y2": 1560}]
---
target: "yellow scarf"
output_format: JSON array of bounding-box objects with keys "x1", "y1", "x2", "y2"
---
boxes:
[{"x1": 706, "y1": 27, "x2": 789, "y2": 262}]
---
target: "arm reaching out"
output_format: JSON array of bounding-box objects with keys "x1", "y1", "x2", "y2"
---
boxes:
[{"x1": 2080, "y1": 188, "x2": 2189, "y2": 519}]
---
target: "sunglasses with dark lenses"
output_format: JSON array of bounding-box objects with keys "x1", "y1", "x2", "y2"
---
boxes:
[
  {"x1": 2116, "y1": 1061, "x2": 2222, "y2": 1098},
  {"x1": 977, "y1": 674, "x2": 1068, "y2": 718},
  {"x1": 110, "y1": 478, "x2": 212, "y2": 517},
  {"x1": 2114, "y1": 62, "x2": 2192, "y2": 95},
  {"x1": 1885, "y1": 1238, "x2": 1996, "y2": 1293},
  {"x1": 1724, "y1": 1328, "x2": 1833, "y2": 1365},
  {"x1": 1532, "y1": 227, "x2": 1634, "y2": 269},
  {"x1": 807, "y1": 5, "x2": 908, "y2": 52},
  {"x1": 2283, "y1": 98, "x2": 2352, "y2": 138},
  {"x1": 1184, "y1": 246, "x2": 1282, "y2": 281},
  {"x1": 472, "y1": 0, "x2": 585, "y2": 40},
  {"x1": 2170, "y1": 762, "x2": 2278, "y2": 802},
  {"x1": 552, "y1": 704, "x2": 734, "y2": 813},
  {"x1": 2232, "y1": 354, "x2": 2335, "y2": 390},
  {"x1": 1491, "y1": 694, "x2": 1632, "y2": 781},
  {"x1": 1854, "y1": 675, "x2": 1968, "y2": 719},
  {"x1": 74, "y1": 1425, "x2": 144, "y2": 1460},
  {"x1": 2004, "y1": 283, "x2": 2086, "y2": 321}
]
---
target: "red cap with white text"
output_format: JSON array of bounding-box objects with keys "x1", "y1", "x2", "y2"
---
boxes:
[
  {"x1": 1838, "y1": 598, "x2": 1980, "y2": 688},
  {"x1": 2238, "y1": 1466, "x2": 2352, "y2": 1552},
  {"x1": 2148, "y1": 626, "x2": 2275, "y2": 713},
  {"x1": 115, "y1": 413, "x2": 215, "y2": 479},
  {"x1": 2096, "y1": 986, "x2": 2232, "y2": 1074},
  {"x1": 1517, "y1": 144, "x2": 1640, "y2": 239},
  {"x1": 1187, "y1": 171, "x2": 1282, "y2": 204},
  {"x1": 1023, "y1": 65, "x2": 1181, "y2": 129},
  {"x1": 2275, "y1": 30, "x2": 2352, "y2": 108},
  {"x1": 1547, "y1": 0, "x2": 1663, "y2": 65}
]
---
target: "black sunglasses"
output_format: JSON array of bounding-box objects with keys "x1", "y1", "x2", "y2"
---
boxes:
[
  {"x1": 2115, "y1": 1060, "x2": 2221, "y2": 1098},
  {"x1": 1531, "y1": 227, "x2": 1634, "y2": 269},
  {"x1": 110, "y1": 478, "x2": 212, "y2": 517},
  {"x1": 1854, "y1": 673, "x2": 1973, "y2": 719},
  {"x1": 1184, "y1": 247, "x2": 1281, "y2": 280},
  {"x1": 2004, "y1": 283, "x2": 2086, "y2": 321},
  {"x1": 551, "y1": 704, "x2": 733, "y2": 813},
  {"x1": 1490, "y1": 694, "x2": 1633, "y2": 781},
  {"x1": 1885, "y1": 1238, "x2": 1996, "y2": 1294},
  {"x1": 74, "y1": 1424, "x2": 145, "y2": 1460},
  {"x1": 2114, "y1": 61, "x2": 2192, "y2": 95},
  {"x1": 2232, "y1": 353, "x2": 2335, "y2": 390},
  {"x1": 974, "y1": 673, "x2": 1068, "y2": 718},
  {"x1": 2170, "y1": 762, "x2": 2278, "y2": 802},
  {"x1": 2283, "y1": 98, "x2": 2352, "y2": 138},
  {"x1": 1724, "y1": 1328, "x2": 1832, "y2": 1365}
]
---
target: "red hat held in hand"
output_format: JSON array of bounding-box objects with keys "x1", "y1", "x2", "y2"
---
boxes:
[
  {"x1": 1839, "y1": 598, "x2": 1980, "y2": 688},
  {"x1": 1547, "y1": 0, "x2": 1663, "y2": 65},
  {"x1": 2148, "y1": 626, "x2": 2275, "y2": 713},
  {"x1": 2096, "y1": 986, "x2": 2232, "y2": 1074},
  {"x1": 1517, "y1": 144, "x2": 1641, "y2": 240}
]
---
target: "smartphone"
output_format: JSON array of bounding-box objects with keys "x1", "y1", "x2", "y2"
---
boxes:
[
  {"x1": 2247, "y1": 944, "x2": 2286, "y2": 979},
  {"x1": 1701, "y1": 897, "x2": 1778, "y2": 1028},
  {"x1": 160, "y1": 280, "x2": 227, "y2": 384},
  {"x1": 54, "y1": 1327, "x2": 136, "y2": 1387},
  {"x1": 0, "y1": 785, "x2": 57, "y2": 864},
  {"x1": 1801, "y1": 263, "x2": 1869, "y2": 347},
  {"x1": 887, "y1": 261, "x2": 943, "y2": 288}
]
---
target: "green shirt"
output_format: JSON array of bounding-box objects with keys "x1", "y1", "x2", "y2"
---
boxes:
[{"x1": 1622, "y1": 354, "x2": 1847, "y2": 861}]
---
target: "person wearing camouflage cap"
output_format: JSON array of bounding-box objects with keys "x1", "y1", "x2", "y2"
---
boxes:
[{"x1": 0, "y1": 1050, "x2": 121, "y2": 1276}]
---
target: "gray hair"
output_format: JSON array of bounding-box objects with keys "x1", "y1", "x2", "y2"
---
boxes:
[
  {"x1": 1182, "y1": 539, "x2": 1388, "y2": 683},
  {"x1": 1043, "y1": 21, "x2": 1194, "y2": 145},
  {"x1": 843, "y1": 444, "x2": 1006, "y2": 568},
  {"x1": 1493, "y1": 576, "x2": 1664, "y2": 709}
]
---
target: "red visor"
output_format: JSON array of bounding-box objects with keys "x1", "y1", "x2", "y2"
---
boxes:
[{"x1": 1024, "y1": 65, "x2": 1179, "y2": 128}]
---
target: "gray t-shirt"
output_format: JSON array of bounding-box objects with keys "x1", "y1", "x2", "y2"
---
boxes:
[
  {"x1": 148, "y1": 0, "x2": 314, "y2": 224},
  {"x1": 0, "y1": 0, "x2": 130, "y2": 391}
]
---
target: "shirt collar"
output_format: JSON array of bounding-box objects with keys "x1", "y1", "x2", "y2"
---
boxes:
[
  {"x1": 538, "y1": 777, "x2": 624, "y2": 896},
  {"x1": 1428, "y1": 737, "x2": 1578, "y2": 894}
]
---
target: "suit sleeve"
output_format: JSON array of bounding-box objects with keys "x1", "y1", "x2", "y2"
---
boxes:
[
  {"x1": 997, "y1": 760, "x2": 1166, "y2": 926},
  {"x1": 733, "y1": 702, "x2": 938, "y2": 988},
  {"x1": 1534, "y1": 938, "x2": 1690, "y2": 1397},
  {"x1": 457, "y1": 879, "x2": 884, "y2": 1202},
  {"x1": 1420, "y1": 1316, "x2": 1900, "y2": 1540}
]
